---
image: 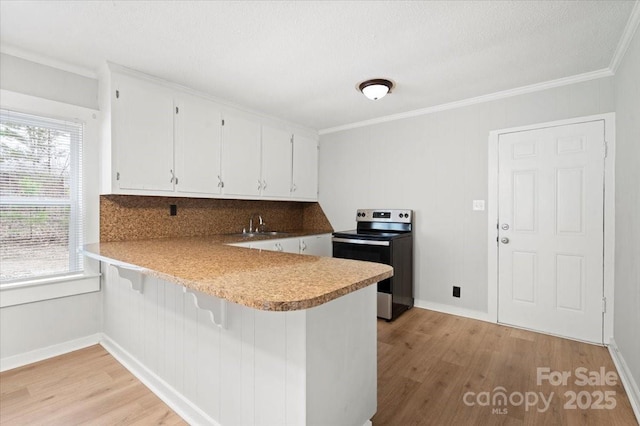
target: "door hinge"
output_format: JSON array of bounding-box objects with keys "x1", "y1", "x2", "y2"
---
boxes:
[
  {"x1": 176, "y1": 106, "x2": 179, "y2": 114},
  {"x1": 115, "y1": 90, "x2": 120, "y2": 99},
  {"x1": 116, "y1": 172, "x2": 120, "y2": 181},
  {"x1": 602, "y1": 297, "x2": 607, "y2": 313}
]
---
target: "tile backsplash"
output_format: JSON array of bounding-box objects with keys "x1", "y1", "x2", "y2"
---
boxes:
[{"x1": 100, "y1": 195, "x2": 333, "y2": 242}]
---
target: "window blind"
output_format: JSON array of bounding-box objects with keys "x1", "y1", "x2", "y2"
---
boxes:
[{"x1": 0, "y1": 109, "x2": 84, "y2": 283}]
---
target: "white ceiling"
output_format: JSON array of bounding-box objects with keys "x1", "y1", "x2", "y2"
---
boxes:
[{"x1": 0, "y1": 1, "x2": 636, "y2": 131}]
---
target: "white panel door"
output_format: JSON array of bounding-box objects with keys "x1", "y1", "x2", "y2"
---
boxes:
[
  {"x1": 498, "y1": 120, "x2": 605, "y2": 343},
  {"x1": 292, "y1": 134, "x2": 318, "y2": 200},
  {"x1": 261, "y1": 125, "x2": 292, "y2": 198},
  {"x1": 112, "y1": 74, "x2": 174, "y2": 191},
  {"x1": 221, "y1": 113, "x2": 261, "y2": 197},
  {"x1": 174, "y1": 95, "x2": 222, "y2": 195}
]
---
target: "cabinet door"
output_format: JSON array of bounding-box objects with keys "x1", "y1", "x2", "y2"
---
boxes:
[
  {"x1": 174, "y1": 95, "x2": 222, "y2": 195},
  {"x1": 112, "y1": 74, "x2": 174, "y2": 192},
  {"x1": 221, "y1": 113, "x2": 261, "y2": 196},
  {"x1": 261, "y1": 126, "x2": 292, "y2": 198},
  {"x1": 299, "y1": 234, "x2": 332, "y2": 257},
  {"x1": 251, "y1": 238, "x2": 299, "y2": 253},
  {"x1": 277, "y1": 237, "x2": 301, "y2": 253},
  {"x1": 292, "y1": 134, "x2": 318, "y2": 200}
]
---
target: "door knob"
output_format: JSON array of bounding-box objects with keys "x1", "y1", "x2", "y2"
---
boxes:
[
  {"x1": 501, "y1": 237, "x2": 510, "y2": 244},
  {"x1": 501, "y1": 223, "x2": 510, "y2": 230}
]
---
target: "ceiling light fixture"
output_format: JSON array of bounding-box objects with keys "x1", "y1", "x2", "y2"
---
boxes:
[{"x1": 358, "y1": 78, "x2": 394, "y2": 101}]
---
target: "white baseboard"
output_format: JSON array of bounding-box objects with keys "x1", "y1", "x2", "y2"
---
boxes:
[
  {"x1": 414, "y1": 299, "x2": 492, "y2": 323},
  {"x1": 0, "y1": 333, "x2": 101, "y2": 372},
  {"x1": 100, "y1": 334, "x2": 218, "y2": 426},
  {"x1": 608, "y1": 338, "x2": 640, "y2": 424}
]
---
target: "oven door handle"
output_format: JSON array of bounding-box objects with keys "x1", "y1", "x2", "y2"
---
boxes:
[{"x1": 332, "y1": 237, "x2": 390, "y2": 247}]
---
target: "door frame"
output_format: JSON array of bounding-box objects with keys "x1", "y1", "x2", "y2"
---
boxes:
[{"x1": 487, "y1": 113, "x2": 616, "y2": 344}]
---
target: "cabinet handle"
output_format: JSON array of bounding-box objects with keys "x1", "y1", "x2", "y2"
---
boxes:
[
  {"x1": 170, "y1": 169, "x2": 175, "y2": 183},
  {"x1": 217, "y1": 175, "x2": 224, "y2": 188},
  {"x1": 300, "y1": 241, "x2": 307, "y2": 251},
  {"x1": 291, "y1": 183, "x2": 297, "y2": 192},
  {"x1": 262, "y1": 180, "x2": 267, "y2": 191},
  {"x1": 258, "y1": 180, "x2": 262, "y2": 191}
]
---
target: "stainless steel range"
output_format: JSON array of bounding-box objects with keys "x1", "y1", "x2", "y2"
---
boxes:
[{"x1": 332, "y1": 209, "x2": 414, "y2": 320}]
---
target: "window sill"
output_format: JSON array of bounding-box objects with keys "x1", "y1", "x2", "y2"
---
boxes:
[{"x1": 0, "y1": 273, "x2": 101, "y2": 308}]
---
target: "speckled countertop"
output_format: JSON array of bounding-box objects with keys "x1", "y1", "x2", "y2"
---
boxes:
[{"x1": 82, "y1": 231, "x2": 393, "y2": 311}]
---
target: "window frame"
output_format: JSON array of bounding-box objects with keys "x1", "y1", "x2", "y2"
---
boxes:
[
  {"x1": 1, "y1": 110, "x2": 84, "y2": 282},
  {"x1": 0, "y1": 90, "x2": 100, "y2": 307}
]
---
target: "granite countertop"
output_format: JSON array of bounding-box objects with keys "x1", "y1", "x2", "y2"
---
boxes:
[{"x1": 82, "y1": 231, "x2": 393, "y2": 311}]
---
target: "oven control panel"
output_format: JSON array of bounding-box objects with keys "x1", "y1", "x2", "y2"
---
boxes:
[{"x1": 356, "y1": 209, "x2": 412, "y2": 223}]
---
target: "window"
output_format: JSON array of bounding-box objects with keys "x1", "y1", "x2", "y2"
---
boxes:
[{"x1": 0, "y1": 109, "x2": 83, "y2": 284}]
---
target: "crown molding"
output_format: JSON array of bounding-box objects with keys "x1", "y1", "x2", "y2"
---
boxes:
[
  {"x1": 0, "y1": 45, "x2": 98, "y2": 79},
  {"x1": 610, "y1": 0, "x2": 640, "y2": 73},
  {"x1": 319, "y1": 68, "x2": 614, "y2": 135}
]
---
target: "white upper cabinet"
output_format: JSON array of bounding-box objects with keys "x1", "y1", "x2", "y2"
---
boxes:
[
  {"x1": 292, "y1": 134, "x2": 318, "y2": 200},
  {"x1": 112, "y1": 74, "x2": 174, "y2": 192},
  {"x1": 261, "y1": 126, "x2": 293, "y2": 198},
  {"x1": 101, "y1": 67, "x2": 318, "y2": 201},
  {"x1": 220, "y1": 113, "x2": 262, "y2": 197},
  {"x1": 174, "y1": 95, "x2": 222, "y2": 195}
]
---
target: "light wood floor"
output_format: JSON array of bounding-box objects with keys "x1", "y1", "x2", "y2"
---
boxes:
[
  {"x1": 0, "y1": 308, "x2": 637, "y2": 425},
  {"x1": 374, "y1": 308, "x2": 637, "y2": 425},
  {"x1": 0, "y1": 345, "x2": 185, "y2": 425}
]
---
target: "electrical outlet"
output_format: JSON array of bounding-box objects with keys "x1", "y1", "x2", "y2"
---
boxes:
[
  {"x1": 170, "y1": 204, "x2": 177, "y2": 216},
  {"x1": 472, "y1": 200, "x2": 485, "y2": 211},
  {"x1": 453, "y1": 286, "x2": 461, "y2": 298}
]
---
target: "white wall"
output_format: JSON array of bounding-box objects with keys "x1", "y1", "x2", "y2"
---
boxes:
[
  {"x1": 0, "y1": 292, "x2": 102, "y2": 359},
  {"x1": 0, "y1": 53, "x2": 98, "y2": 110},
  {"x1": 319, "y1": 77, "x2": 615, "y2": 313},
  {"x1": 613, "y1": 25, "x2": 640, "y2": 398},
  {"x1": 0, "y1": 56, "x2": 102, "y2": 363}
]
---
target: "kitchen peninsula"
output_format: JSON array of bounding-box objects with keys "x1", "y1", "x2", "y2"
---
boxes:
[{"x1": 83, "y1": 233, "x2": 392, "y2": 426}]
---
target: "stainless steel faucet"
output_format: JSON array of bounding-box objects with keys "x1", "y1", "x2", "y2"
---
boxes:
[{"x1": 248, "y1": 213, "x2": 264, "y2": 233}]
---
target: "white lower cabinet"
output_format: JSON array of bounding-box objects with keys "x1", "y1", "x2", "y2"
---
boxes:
[
  {"x1": 230, "y1": 234, "x2": 332, "y2": 256},
  {"x1": 250, "y1": 237, "x2": 299, "y2": 253},
  {"x1": 300, "y1": 234, "x2": 332, "y2": 257}
]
